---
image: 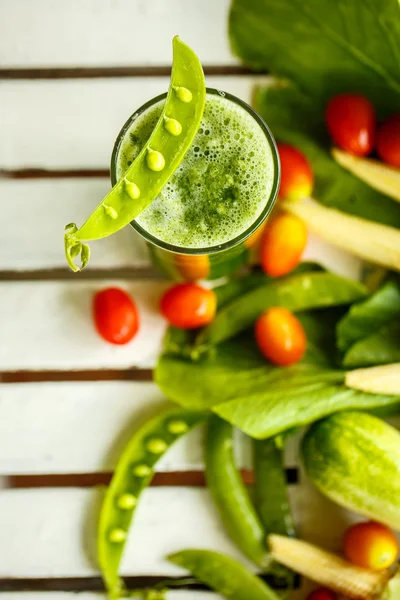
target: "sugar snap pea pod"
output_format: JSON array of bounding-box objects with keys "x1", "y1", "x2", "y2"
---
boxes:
[
  {"x1": 65, "y1": 36, "x2": 206, "y2": 272},
  {"x1": 196, "y1": 272, "x2": 367, "y2": 347},
  {"x1": 97, "y1": 407, "x2": 207, "y2": 599},
  {"x1": 205, "y1": 415, "x2": 270, "y2": 569},
  {"x1": 253, "y1": 438, "x2": 296, "y2": 590},
  {"x1": 168, "y1": 549, "x2": 280, "y2": 600}
]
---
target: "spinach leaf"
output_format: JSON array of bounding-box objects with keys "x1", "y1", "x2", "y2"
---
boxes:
[
  {"x1": 254, "y1": 84, "x2": 400, "y2": 227},
  {"x1": 229, "y1": 0, "x2": 400, "y2": 115},
  {"x1": 343, "y1": 320, "x2": 400, "y2": 367},
  {"x1": 155, "y1": 312, "x2": 343, "y2": 411},
  {"x1": 337, "y1": 280, "x2": 400, "y2": 353},
  {"x1": 196, "y1": 272, "x2": 366, "y2": 347},
  {"x1": 214, "y1": 384, "x2": 400, "y2": 439}
]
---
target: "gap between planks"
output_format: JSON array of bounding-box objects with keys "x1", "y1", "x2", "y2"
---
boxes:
[
  {"x1": 0, "y1": 65, "x2": 263, "y2": 80},
  {"x1": 0, "y1": 369, "x2": 154, "y2": 383},
  {"x1": 6, "y1": 469, "x2": 299, "y2": 489},
  {"x1": 0, "y1": 268, "x2": 161, "y2": 282}
]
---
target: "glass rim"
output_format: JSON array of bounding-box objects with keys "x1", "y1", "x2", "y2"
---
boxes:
[{"x1": 110, "y1": 87, "x2": 281, "y2": 256}]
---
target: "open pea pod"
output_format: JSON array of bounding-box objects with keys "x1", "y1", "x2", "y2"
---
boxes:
[
  {"x1": 97, "y1": 406, "x2": 207, "y2": 599},
  {"x1": 65, "y1": 36, "x2": 206, "y2": 271}
]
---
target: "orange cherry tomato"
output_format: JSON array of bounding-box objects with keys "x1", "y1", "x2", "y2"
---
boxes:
[
  {"x1": 325, "y1": 94, "x2": 376, "y2": 156},
  {"x1": 260, "y1": 213, "x2": 307, "y2": 277},
  {"x1": 277, "y1": 143, "x2": 314, "y2": 201},
  {"x1": 161, "y1": 283, "x2": 217, "y2": 329},
  {"x1": 175, "y1": 253, "x2": 210, "y2": 281},
  {"x1": 343, "y1": 521, "x2": 399, "y2": 570},
  {"x1": 307, "y1": 588, "x2": 337, "y2": 600},
  {"x1": 255, "y1": 307, "x2": 307, "y2": 366},
  {"x1": 376, "y1": 114, "x2": 400, "y2": 168},
  {"x1": 93, "y1": 287, "x2": 139, "y2": 345}
]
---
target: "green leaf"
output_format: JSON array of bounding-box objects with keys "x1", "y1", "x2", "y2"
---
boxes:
[
  {"x1": 196, "y1": 272, "x2": 366, "y2": 347},
  {"x1": 154, "y1": 313, "x2": 343, "y2": 411},
  {"x1": 214, "y1": 384, "x2": 400, "y2": 439},
  {"x1": 337, "y1": 280, "x2": 400, "y2": 353},
  {"x1": 343, "y1": 320, "x2": 400, "y2": 367},
  {"x1": 229, "y1": 0, "x2": 400, "y2": 115},
  {"x1": 254, "y1": 84, "x2": 400, "y2": 227}
]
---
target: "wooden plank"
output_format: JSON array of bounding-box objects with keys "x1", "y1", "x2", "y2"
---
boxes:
[
  {"x1": 0, "y1": 0, "x2": 234, "y2": 68},
  {"x1": 0, "y1": 177, "x2": 362, "y2": 273},
  {"x1": 0, "y1": 281, "x2": 168, "y2": 370},
  {"x1": 0, "y1": 77, "x2": 267, "y2": 169},
  {"x1": 0, "y1": 381, "x2": 300, "y2": 475},
  {"x1": 0, "y1": 485, "x2": 357, "y2": 579}
]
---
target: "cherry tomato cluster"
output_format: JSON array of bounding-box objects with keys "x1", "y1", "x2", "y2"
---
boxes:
[
  {"x1": 326, "y1": 93, "x2": 400, "y2": 167},
  {"x1": 307, "y1": 520, "x2": 399, "y2": 600}
]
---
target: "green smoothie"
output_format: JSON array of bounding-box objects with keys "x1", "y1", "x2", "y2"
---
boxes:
[{"x1": 116, "y1": 91, "x2": 276, "y2": 250}]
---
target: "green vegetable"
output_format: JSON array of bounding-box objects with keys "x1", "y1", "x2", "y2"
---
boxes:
[
  {"x1": 97, "y1": 406, "x2": 206, "y2": 598},
  {"x1": 229, "y1": 0, "x2": 400, "y2": 115},
  {"x1": 333, "y1": 148, "x2": 400, "y2": 205},
  {"x1": 253, "y1": 438, "x2": 296, "y2": 589},
  {"x1": 205, "y1": 415, "x2": 269, "y2": 569},
  {"x1": 214, "y1": 383, "x2": 400, "y2": 439},
  {"x1": 337, "y1": 280, "x2": 400, "y2": 353},
  {"x1": 196, "y1": 272, "x2": 366, "y2": 347},
  {"x1": 168, "y1": 549, "x2": 280, "y2": 600},
  {"x1": 65, "y1": 36, "x2": 205, "y2": 271},
  {"x1": 343, "y1": 320, "x2": 400, "y2": 367},
  {"x1": 283, "y1": 198, "x2": 400, "y2": 273},
  {"x1": 253, "y1": 439, "x2": 295, "y2": 538},
  {"x1": 302, "y1": 411, "x2": 400, "y2": 530},
  {"x1": 155, "y1": 312, "x2": 342, "y2": 411}
]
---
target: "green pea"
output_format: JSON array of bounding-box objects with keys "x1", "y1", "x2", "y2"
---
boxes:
[
  {"x1": 109, "y1": 528, "x2": 126, "y2": 543},
  {"x1": 167, "y1": 420, "x2": 189, "y2": 435},
  {"x1": 146, "y1": 438, "x2": 168, "y2": 454},
  {"x1": 132, "y1": 464, "x2": 152, "y2": 477},
  {"x1": 125, "y1": 180, "x2": 141, "y2": 200},
  {"x1": 146, "y1": 149, "x2": 165, "y2": 172},
  {"x1": 97, "y1": 406, "x2": 207, "y2": 598},
  {"x1": 116, "y1": 493, "x2": 137, "y2": 510},
  {"x1": 174, "y1": 86, "x2": 193, "y2": 103},
  {"x1": 164, "y1": 116, "x2": 183, "y2": 136},
  {"x1": 103, "y1": 204, "x2": 118, "y2": 219},
  {"x1": 64, "y1": 36, "x2": 205, "y2": 272}
]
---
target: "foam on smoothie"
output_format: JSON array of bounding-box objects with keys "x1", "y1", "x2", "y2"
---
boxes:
[{"x1": 117, "y1": 92, "x2": 275, "y2": 249}]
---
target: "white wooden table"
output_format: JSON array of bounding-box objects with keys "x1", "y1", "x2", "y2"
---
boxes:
[{"x1": 0, "y1": 2, "x2": 369, "y2": 598}]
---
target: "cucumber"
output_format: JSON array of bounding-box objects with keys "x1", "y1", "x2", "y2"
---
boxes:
[{"x1": 302, "y1": 412, "x2": 400, "y2": 530}]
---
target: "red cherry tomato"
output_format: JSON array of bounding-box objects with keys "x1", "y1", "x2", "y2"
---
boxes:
[
  {"x1": 325, "y1": 94, "x2": 376, "y2": 156},
  {"x1": 93, "y1": 287, "x2": 139, "y2": 345},
  {"x1": 307, "y1": 588, "x2": 337, "y2": 600},
  {"x1": 255, "y1": 307, "x2": 307, "y2": 366},
  {"x1": 161, "y1": 283, "x2": 217, "y2": 329},
  {"x1": 376, "y1": 114, "x2": 400, "y2": 168},
  {"x1": 277, "y1": 143, "x2": 314, "y2": 201}
]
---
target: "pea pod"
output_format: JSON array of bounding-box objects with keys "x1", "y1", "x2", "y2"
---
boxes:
[
  {"x1": 65, "y1": 36, "x2": 206, "y2": 272},
  {"x1": 205, "y1": 415, "x2": 269, "y2": 568},
  {"x1": 196, "y1": 272, "x2": 367, "y2": 347},
  {"x1": 97, "y1": 406, "x2": 207, "y2": 599},
  {"x1": 168, "y1": 549, "x2": 280, "y2": 600},
  {"x1": 253, "y1": 438, "x2": 296, "y2": 589}
]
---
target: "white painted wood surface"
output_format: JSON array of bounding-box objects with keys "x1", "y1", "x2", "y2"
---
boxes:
[
  {"x1": 0, "y1": 77, "x2": 267, "y2": 169},
  {"x1": 0, "y1": 381, "x2": 301, "y2": 475},
  {"x1": 0, "y1": 483, "x2": 357, "y2": 578},
  {"x1": 0, "y1": 281, "x2": 168, "y2": 370},
  {"x1": 0, "y1": 0, "x2": 235, "y2": 68}
]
